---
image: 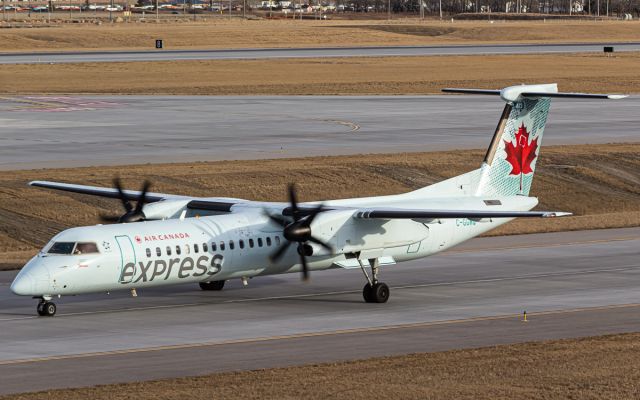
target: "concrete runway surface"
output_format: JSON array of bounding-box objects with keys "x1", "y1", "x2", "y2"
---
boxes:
[
  {"x1": 1, "y1": 227, "x2": 639, "y2": 394},
  {"x1": 2, "y1": 42, "x2": 640, "y2": 64},
  {"x1": 1, "y1": 95, "x2": 638, "y2": 170}
]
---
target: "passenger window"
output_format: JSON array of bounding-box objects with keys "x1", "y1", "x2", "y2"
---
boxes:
[
  {"x1": 239, "y1": 240, "x2": 245, "y2": 249},
  {"x1": 211, "y1": 242, "x2": 217, "y2": 252},
  {"x1": 203, "y1": 243, "x2": 208, "y2": 253},
  {"x1": 275, "y1": 236, "x2": 281, "y2": 246},
  {"x1": 266, "y1": 237, "x2": 272, "y2": 246},
  {"x1": 229, "y1": 240, "x2": 235, "y2": 250},
  {"x1": 166, "y1": 246, "x2": 172, "y2": 256},
  {"x1": 194, "y1": 244, "x2": 199, "y2": 253},
  {"x1": 220, "y1": 242, "x2": 226, "y2": 251},
  {"x1": 146, "y1": 248, "x2": 151, "y2": 258},
  {"x1": 249, "y1": 239, "x2": 254, "y2": 248},
  {"x1": 176, "y1": 245, "x2": 181, "y2": 255},
  {"x1": 156, "y1": 247, "x2": 161, "y2": 257},
  {"x1": 258, "y1": 238, "x2": 263, "y2": 247}
]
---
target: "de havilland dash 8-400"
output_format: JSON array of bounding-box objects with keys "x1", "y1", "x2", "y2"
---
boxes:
[{"x1": 10, "y1": 84, "x2": 627, "y2": 316}]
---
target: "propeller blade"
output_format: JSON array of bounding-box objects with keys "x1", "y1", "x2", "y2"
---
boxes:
[
  {"x1": 288, "y1": 183, "x2": 300, "y2": 221},
  {"x1": 113, "y1": 177, "x2": 133, "y2": 212},
  {"x1": 99, "y1": 214, "x2": 121, "y2": 223},
  {"x1": 299, "y1": 251, "x2": 309, "y2": 281},
  {"x1": 308, "y1": 236, "x2": 334, "y2": 254},
  {"x1": 264, "y1": 211, "x2": 289, "y2": 227},
  {"x1": 134, "y1": 180, "x2": 151, "y2": 213},
  {"x1": 304, "y1": 203, "x2": 325, "y2": 226},
  {"x1": 269, "y1": 241, "x2": 291, "y2": 263}
]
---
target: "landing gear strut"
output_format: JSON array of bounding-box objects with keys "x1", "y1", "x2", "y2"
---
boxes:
[
  {"x1": 36, "y1": 298, "x2": 56, "y2": 317},
  {"x1": 199, "y1": 280, "x2": 225, "y2": 291},
  {"x1": 358, "y1": 258, "x2": 389, "y2": 303}
]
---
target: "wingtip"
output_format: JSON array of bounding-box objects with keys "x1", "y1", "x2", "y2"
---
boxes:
[{"x1": 607, "y1": 94, "x2": 629, "y2": 100}]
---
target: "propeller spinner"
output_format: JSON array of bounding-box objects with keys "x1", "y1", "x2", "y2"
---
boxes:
[
  {"x1": 100, "y1": 178, "x2": 151, "y2": 224},
  {"x1": 267, "y1": 184, "x2": 333, "y2": 281}
]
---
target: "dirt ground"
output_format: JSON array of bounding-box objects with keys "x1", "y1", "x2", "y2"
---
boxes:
[
  {"x1": 2, "y1": 51, "x2": 639, "y2": 95},
  {"x1": 1, "y1": 143, "x2": 639, "y2": 270},
  {"x1": 1, "y1": 20, "x2": 639, "y2": 52},
  {"x1": 3, "y1": 332, "x2": 640, "y2": 399}
]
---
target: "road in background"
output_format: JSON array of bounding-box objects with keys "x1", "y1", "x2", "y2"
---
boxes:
[
  {"x1": 2, "y1": 42, "x2": 640, "y2": 64},
  {"x1": 1, "y1": 95, "x2": 638, "y2": 170},
  {"x1": 1, "y1": 228, "x2": 639, "y2": 394}
]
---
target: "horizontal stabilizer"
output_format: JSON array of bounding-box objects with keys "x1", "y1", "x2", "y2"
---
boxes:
[
  {"x1": 521, "y1": 92, "x2": 627, "y2": 100},
  {"x1": 443, "y1": 84, "x2": 627, "y2": 103},
  {"x1": 354, "y1": 208, "x2": 572, "y2": 220},
  {"x1": 441, "y1": 88, "x2": 501, "y2": 96}
]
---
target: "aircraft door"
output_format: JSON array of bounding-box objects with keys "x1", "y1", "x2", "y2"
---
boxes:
[{"x1": 115, "y1": 235, "x2": 137, "y2": 283}]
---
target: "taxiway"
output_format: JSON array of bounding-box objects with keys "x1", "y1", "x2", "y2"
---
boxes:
[
  {"x1": 1, "y1": 95, "x2": 638, "y2": 170},
  {"x1": 2, "y1": 42, "x2": 640, "y2": 64},
  {"x1": 1, "y1": 227, "x2": 639, "y2": 394}
]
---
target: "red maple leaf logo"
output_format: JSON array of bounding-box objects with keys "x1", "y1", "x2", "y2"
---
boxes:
[{"x1": 504, "y1": 123, "x2": 538, "y2": 176}]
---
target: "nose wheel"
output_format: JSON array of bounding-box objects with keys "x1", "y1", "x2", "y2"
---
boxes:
[
  {"x1": 358, "y1": 258, "x2": 389, "y2": 303},
  {"x1": 36, "y1": 300, "x2": 57, "y2": 317}
]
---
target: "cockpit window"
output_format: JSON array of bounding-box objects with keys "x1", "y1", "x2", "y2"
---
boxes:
[
  {"x1": 75, "y1": 242, "x2": 99, "y2": 255},
  {"x1": 47, "y1": 242, "x2": 100, "y2": 255},
  {"x1": 47, "y1": 242, "x2": 76, "y2": 255}
]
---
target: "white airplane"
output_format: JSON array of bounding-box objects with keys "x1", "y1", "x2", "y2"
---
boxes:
[{"x1": 10, "y1": 83, "x2": 626, "y2": 316}]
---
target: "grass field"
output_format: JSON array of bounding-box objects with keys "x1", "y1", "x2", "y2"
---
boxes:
[
  {"x1": 1, "y1": 143, "x2": 639, "y2": 270},
  {"x1": 1, "y1": 20, "x2": 639, "y2": 53},
  {"x1": 2, "y1": 52, "x2": 639, "y2": 95},
  {"x1": 3, "y1": 332, "x2": 640, "y2": 399}
]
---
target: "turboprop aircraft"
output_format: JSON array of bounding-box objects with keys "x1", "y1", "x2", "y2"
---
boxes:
[{"x1": 11, "y1": 83, "x2": 626, "y2": 316}]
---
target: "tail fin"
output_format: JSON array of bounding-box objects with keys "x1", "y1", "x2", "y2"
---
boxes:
[{"x1": 443, "y1": 84, "x2": 626, "y2": 197}]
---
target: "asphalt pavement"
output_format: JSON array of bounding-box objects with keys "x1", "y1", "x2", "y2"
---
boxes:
[
  {"x1": 1, "y1": 227, "x2": 639, "y2": 394},
  {"x1": 1, "y1": 95, "x2": 638, "y2": 170},
  {"x1": 2, "y1": 42, "x2": 640, "y2": 64}
]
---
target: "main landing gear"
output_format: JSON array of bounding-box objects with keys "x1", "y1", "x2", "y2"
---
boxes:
[
  {"x1": 358, "y1": 258, "x2": 389, "y2": 303},
  {"x1": 199, "y1": 280, "x2": 225, "y2": 291},
  {"x1": 36, "y1": 297, "x2": 56, "y2": 317}
]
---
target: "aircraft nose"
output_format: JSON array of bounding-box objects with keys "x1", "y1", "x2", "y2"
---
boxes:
[{"x1": 10, "y1": 272, "x2": 34, "y2": 296}]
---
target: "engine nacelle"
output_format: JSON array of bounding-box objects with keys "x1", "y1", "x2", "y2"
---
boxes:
[{"x1": 142, "y1": 200, "x2": 191, "y2": 220}]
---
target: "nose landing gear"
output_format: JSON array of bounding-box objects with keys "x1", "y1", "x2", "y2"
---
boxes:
[
  {"x1": 358, "y1": 258, "x2": 389, "y2": 303},
  {"x1": 36, "y1": 298, "x2": 57, "y2": 317}
]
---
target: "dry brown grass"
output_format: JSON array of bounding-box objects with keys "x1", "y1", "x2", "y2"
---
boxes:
[
  {"x1": 2, "y1": 52, "x2": 639, "y2": 95},
  {"x1": 1, "y1": 20, "x2": 640, "y2": 53},
  {"x1": 1, "y1": 143, "x2": 639, "y2": 270},
  {"x1": 4, "y1": 332, "x2": 640, "y2": 400}
]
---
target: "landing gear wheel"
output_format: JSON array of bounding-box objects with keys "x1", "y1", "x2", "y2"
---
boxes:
[
  {"x1": 371, "y1": 282, "x2": 389, "y2": 303},
  {"x1": 199, "y1": 280, "x2": 225, "y2": 291},
  {"x1": 37, "y1": 301, "x2": 56, "y2": 317},
  {"x1": 362, "y1": 283, "x2": 374, "y2": 303}
]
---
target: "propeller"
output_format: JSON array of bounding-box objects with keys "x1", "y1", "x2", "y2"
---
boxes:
[
  {"x1": 267, "y1": 184, "x2": 333, "y2": 281},
  {"x1": 100, "y1": 178, "x2": 151, "y2": 224}
]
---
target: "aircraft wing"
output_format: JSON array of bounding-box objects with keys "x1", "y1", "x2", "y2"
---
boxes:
[
  {"x1": 353, "y1": 208, "x2": 571, "y2": 220},
  {"x1": 29, "y1": 180, "x2": 180, "y2": 203},
  {"x1": 28, "y1": 180, "x2": 239, "y2": 212}
]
